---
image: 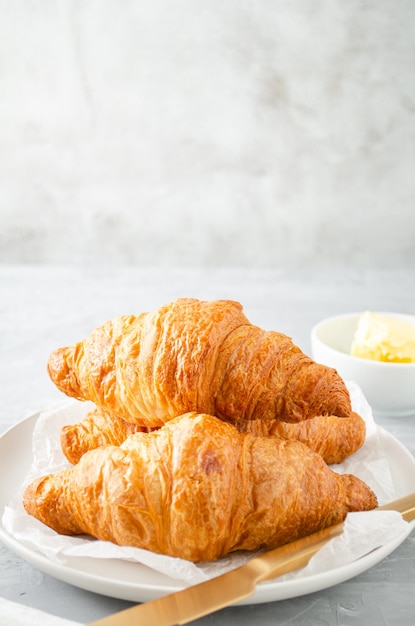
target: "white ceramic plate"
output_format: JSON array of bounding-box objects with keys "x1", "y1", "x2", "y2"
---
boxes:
[{"x1": 0, "y1": 412, "x2": 414, "y2": 605}]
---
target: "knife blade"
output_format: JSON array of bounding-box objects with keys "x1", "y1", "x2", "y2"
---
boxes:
[{"x1": 89, "y1": 493, "x2": 415, "y2": 626}]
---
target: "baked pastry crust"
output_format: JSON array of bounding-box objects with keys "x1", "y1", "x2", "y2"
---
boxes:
[
  {"x1": 61, "y1": 407, "x2": 366, "y2": 466},
  {"x1": 48, "y1": 298, "x2": 351, "y2": 429},
  {"x1": 24, "y1": 412, "x2": 377, "y2": 562},
  {"x1": 237, "y1": 411, "x2": 366, "y2": 465}
]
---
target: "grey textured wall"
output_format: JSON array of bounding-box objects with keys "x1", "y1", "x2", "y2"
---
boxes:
[{"x1": 1, "y1": 1, "x2": 414, "y2": 268}]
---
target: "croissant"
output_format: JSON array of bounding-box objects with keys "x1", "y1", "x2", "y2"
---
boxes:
[
  {"x1": 237, "y1": 411, "x2": 366, "y2": 465},
  {"x1": 60, "y1": 407, "x2": 152, "y2": 465},
  {"x1": 47, "y1": 298, "x2": 351, "y2": 429},
  {"x1": 61, "y1": 407, "x2": 365, "y2": 466},
  {"x1": 23, "y1": 412, "x2": 377, "y2": 562}
]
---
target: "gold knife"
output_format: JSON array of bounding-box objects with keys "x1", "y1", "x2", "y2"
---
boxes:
[{"x1": 89, "y1": 493, "x2": 415, "y2": 626}]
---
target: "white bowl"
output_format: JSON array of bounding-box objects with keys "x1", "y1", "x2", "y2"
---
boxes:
[{"x1": 311, "y1": 312, "x2": 415, "y2": 417}]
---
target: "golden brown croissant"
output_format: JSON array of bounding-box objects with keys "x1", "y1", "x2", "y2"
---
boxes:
[
  {"x1": 47, "y1": 298, "x2": 351, "y2": 429},
  {"x1": 24, "y1": 412, "x2": 377, "y2": 562},
  {"x1": 60, "y1": 407, "x2": 153, "y2": 465},
  {"x1": 237, "y1": 412, "x2": 366, "y2": 465},
  {"x1": 61, "y1": 407, "x2": 365, "y2": 466}
]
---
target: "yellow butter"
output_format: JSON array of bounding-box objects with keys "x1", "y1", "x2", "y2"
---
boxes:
[{"x1": 351, "y1": 311, "x2": 415, "y2": 363}]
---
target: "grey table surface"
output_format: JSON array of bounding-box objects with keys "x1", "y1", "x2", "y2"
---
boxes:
[{"x1": 0, "y1": 265, "x2": 414, "y2": 625}]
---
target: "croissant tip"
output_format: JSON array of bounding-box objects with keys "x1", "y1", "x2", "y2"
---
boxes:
[
  {"x1": 47, "y1": 346, "x2": 67, "y2": 377},
  {"x1": 343, "y1": 474, "x2": 378, "y2": 512}
]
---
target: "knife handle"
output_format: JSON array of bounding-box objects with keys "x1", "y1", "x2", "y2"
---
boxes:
[
  {"x1": 252, "y1": 491, "x2": 415, "y2": 584},
  {"x1": 248, "y1": 522, "x2": 345, "y2": 583},
  {"x1": 377, "y1": 493, "x2": 415, "y2": 522}
]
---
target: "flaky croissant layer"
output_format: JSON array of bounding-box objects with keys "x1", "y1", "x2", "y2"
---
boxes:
[
  {"x1": 47, "y1": 298, "x2": 351, "y2": 429},
  {"x1": 24, "y1": 412, "x2": 377, "y2": 562},
  {"x1": 60, "y1": 407, "x2": 366, "y2": 466}
]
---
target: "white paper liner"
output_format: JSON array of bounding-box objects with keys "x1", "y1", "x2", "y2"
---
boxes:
[{"x1": 2, "y1": 381, "x2": 411, "y2": 586}]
